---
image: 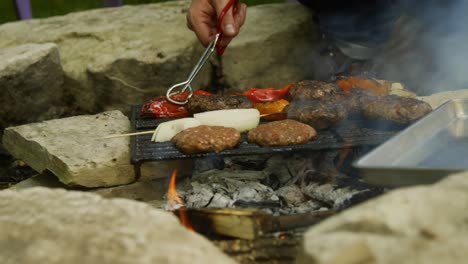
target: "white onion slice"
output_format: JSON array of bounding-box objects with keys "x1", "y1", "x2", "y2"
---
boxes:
[
  {"x1": 151, "y1": 118, "x2": 202, "y2": 142},
  {"x1": 194, "y1": 108, "x2": 260, "y2": 132}
]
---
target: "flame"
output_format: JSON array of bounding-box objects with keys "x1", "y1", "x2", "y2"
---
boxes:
[
  {"x1": 167, "y1": 169, "x2": 194, "y2": 231},
  {"x1": 335, "y1": 146, "x2": 352, "y2": 172}
]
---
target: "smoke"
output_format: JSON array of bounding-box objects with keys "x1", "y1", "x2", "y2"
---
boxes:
[{"x1": 374, "y1": 0, "x2": 468, "y2": 95}]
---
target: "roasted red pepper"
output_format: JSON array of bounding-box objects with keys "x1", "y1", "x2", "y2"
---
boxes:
[
  {"x1": 140, "y1": 90, "x2": 211, "y2": 118},
  {"x1": 243, "y1": 84, "x2": 292, "y2": 104}
]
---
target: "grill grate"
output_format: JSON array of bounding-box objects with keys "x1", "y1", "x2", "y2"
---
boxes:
[{"x1": 130, "y1": 105, "x2": 403, "y2": 164}]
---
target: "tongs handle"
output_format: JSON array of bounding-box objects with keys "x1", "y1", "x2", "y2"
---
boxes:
[
  {"x1": 216, "y1": 0, "x2": 239, "y2": 55},
  {"x1": 165, "y1": 0, "x2": 238, "y2": 105}
]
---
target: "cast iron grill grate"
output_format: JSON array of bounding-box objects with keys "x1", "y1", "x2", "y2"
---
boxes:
[{"x1": 130, "y1": 105, "x2": 403, "y2": 164}]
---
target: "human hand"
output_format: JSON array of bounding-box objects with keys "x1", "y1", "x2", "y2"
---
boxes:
[{"x1": 186, "y1": 0, "x2": 247, "y2": 48}]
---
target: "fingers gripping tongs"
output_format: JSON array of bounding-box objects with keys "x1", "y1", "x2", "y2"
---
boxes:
[{"x1": 166, "y1": 0, "x2": 239, "y2": 105}]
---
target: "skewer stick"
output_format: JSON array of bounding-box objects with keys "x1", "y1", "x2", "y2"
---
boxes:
[
  {"x1": 260, "y1": 112, "x2": 284, "y2": 117},
  {"x1": 103, "y1": 130, "x2": 154, "y2": 139},
  {"x1": 103, "y1": 112, "x2": 286, "y2": 139}
]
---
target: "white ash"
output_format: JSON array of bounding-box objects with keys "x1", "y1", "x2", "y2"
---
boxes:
[
  {"x1": 171, "y1": 150, "x2": 382, "y2": 215},
  {"x1": 208, "y1": 193, "x2": 233, "y2": 208},
  {"x1": 276, "y1": 185, "x2": 305, "y2": 206},
  {"x1": 301, "y1": 183, "x2": 365, "y2": 209},
  {"x1": 232, "y1": 182, "x2": 279, "y2": 202}
]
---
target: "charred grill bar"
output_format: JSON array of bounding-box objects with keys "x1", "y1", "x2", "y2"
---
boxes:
[{"x1": 130, "y1": 105, "x2": 403, "y2": 165}]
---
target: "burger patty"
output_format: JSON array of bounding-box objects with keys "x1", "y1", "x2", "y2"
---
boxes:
[
  {"x1": 361, "y1": 95, "x2": 433, "y2": 124},
  {"x1": 285, "y1": 100, "x2": 348, "y2": 130},
  {"x1": 172, "y1": 125, "x2": 241, "y2": 154},
  {"x1": 248, "y1": 119, "x2": 317, "y2": 146},
  {"x1": 187, "y1": 94, "x2": 253, "y2": 114},
  {"x1": 286, "y1": 80, "x2": 340, "y2": 101}
]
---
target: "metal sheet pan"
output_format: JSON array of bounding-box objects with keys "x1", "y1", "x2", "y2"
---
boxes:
[{"x1": 354, "y1": 99, "x2": 468, "y2": 187}]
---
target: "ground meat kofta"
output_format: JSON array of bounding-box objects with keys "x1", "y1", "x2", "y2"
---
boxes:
[
  {"x1": 248, "y1": 119, "x2": 317, "y2": 146},
  {"x1": 172, "y1": 125, "x2": 241, "y2": 154},
  {"x1": 284, "y1": 100, "x2": 348, "y2": 130},
  {"x1": 286, "y1": 80, "x2": 340, "y2": 101},
  {"x1": 187, "y1": 94, "x2": 253, "y2": 114},
  {"x1": 361, "y1": 95, "x2": 433, "y2": 124}
]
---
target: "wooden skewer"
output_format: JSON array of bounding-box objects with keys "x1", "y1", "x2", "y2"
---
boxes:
[
  {"x1": 260, "y1": 112, "x2": 284, "y2": 117},
  {"x1": 103, "y1": 130, "x2": 154, "y2": 139},
  {"x1": 103, "y1": 112, "x2": 286, "y2": 139}
]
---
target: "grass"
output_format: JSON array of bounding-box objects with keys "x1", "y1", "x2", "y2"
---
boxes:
[{"x1": 0, "y1": 0, "x2": 284, "y2": 24}]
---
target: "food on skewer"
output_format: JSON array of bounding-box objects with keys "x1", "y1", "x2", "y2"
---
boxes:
[
  {"x1": 172, "y1": 125, "x2": 241, "y2": 154},
  {"x1": 193, "y1": 108, "x2": 260, "y2": 133},
  {"x1": 248, "y1": 119, "x2": 317, "y2": 146},
  {"x1": 151, "y1": 118, "x2": 202, "y2": 142},
  {"x1": 187, "y1": 94, "x2": 252, "y2": 113}
]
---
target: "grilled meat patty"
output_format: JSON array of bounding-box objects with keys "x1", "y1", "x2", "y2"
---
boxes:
[
  {"x1": 187, "y1": 94, "x2": 253, "y2": 114},
  {"x1": 248, "y1": 119, "x2": 317, "y2": 146},
  {"x1": 285, "y1": 99, "x2": 348, "y2": 130},
  {"x1": 172, "y1": 125, "x2": 241, "y2": 154},
  {"x1": 286, "y1": 80, "x2": 340, "y2": 101},
  {"x1": 360, "y1": 95, "x2": 433, "y2": 124}
]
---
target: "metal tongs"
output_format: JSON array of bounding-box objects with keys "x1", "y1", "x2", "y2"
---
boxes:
[{"x1": 166, "y1": 0, "x2": 239, "y2": 105}]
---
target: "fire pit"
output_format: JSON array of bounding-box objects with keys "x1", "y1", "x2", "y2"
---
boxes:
[{"x1": 130, "y1": 104, "x2": 403, "y2": 263}]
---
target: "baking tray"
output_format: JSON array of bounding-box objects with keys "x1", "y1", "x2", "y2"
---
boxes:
[
  {"x1": 354, "y1": 99, "x2": 468, "y2": 187},
  {"x1": 130, "y1": 105, "x2": 402, "y2": 164}
]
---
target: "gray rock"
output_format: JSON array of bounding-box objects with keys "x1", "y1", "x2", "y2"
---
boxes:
[
  {"x1": 11, "y1": 171, "x2": 168, "y2": 204},
  {"x1": 0, "y1": 2, "x2": 321, "y2": 116},
  {"x1": 223, "y1": 3, "x2": 318, "y2": 90},
  {"x1": 3, "y1": 110, "x2": 196, "y2": 188},
  {"x1": 2, "y1": 111, "x2": 134, "y2": 187},
  {"x1": 0, "y1": 187, "x2": 235, "y2": 264},
  {"x1": 0, "y1": 43, "x2": 64, "y2": 128},
  {"x1": 297, "y1": 170, "x2": 468, "y2": 264},
  {"x1": 0, "y1": 2, "x2": 210, "y2": 114}
]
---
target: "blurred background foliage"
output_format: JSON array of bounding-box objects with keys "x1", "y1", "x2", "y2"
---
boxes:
[{"x1": 0, "y1": 0, "x2": 284, "y2": 24}]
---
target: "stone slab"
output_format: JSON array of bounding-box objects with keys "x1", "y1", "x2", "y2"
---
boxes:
[
  {"x1": 2, "y1": 111, "x2": 134, "y2": 187},
  {"x1": 0, "y1": 43, "x2": 64, "y2": 128},
  {"x1": 0, "y1": 187, "x2": 235, "y2": 264},
  {"x1": 297, "y1": 170, "x2": 468, "y2": 264},
  {"x1": 2, "y1": 110, "x2": 195, "y2": 188}
]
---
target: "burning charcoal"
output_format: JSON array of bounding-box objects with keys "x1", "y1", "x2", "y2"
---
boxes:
[
  {"x1": 263, "y1": 156, "x2": 294, "y2": 186},
  {"x1": 301, "y1": 183, "x2": 363, "y2": 209},
  {"x1": 232, "y1": 183, "x2": 279, "y2": 202},
  {"x1": 276, "y1": 185, "x2": 305, "y2": 206},
  {"x1": 284, "y1": 200, "x2": 323, "y2": 214},
  {"x1": 193, "y1": 156, "x2": 225, "y2": 175},
  {"x1": 184, "y1": 184, "x2": 215, "y2": 208},
  {"x1": 223, "y1": 155, "x2": 270, "y2": 171},
  {"x1": 207, "y1": 193, "x2": 233, "y2": 208}
]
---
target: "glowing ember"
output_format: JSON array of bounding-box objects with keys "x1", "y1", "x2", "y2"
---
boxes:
[
  {"x1": 336, "y1": 146, "x2": 352, "y2": 172},
  {"x1": 167, "y1": 169, "x2": 194, "y2": 231}
]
